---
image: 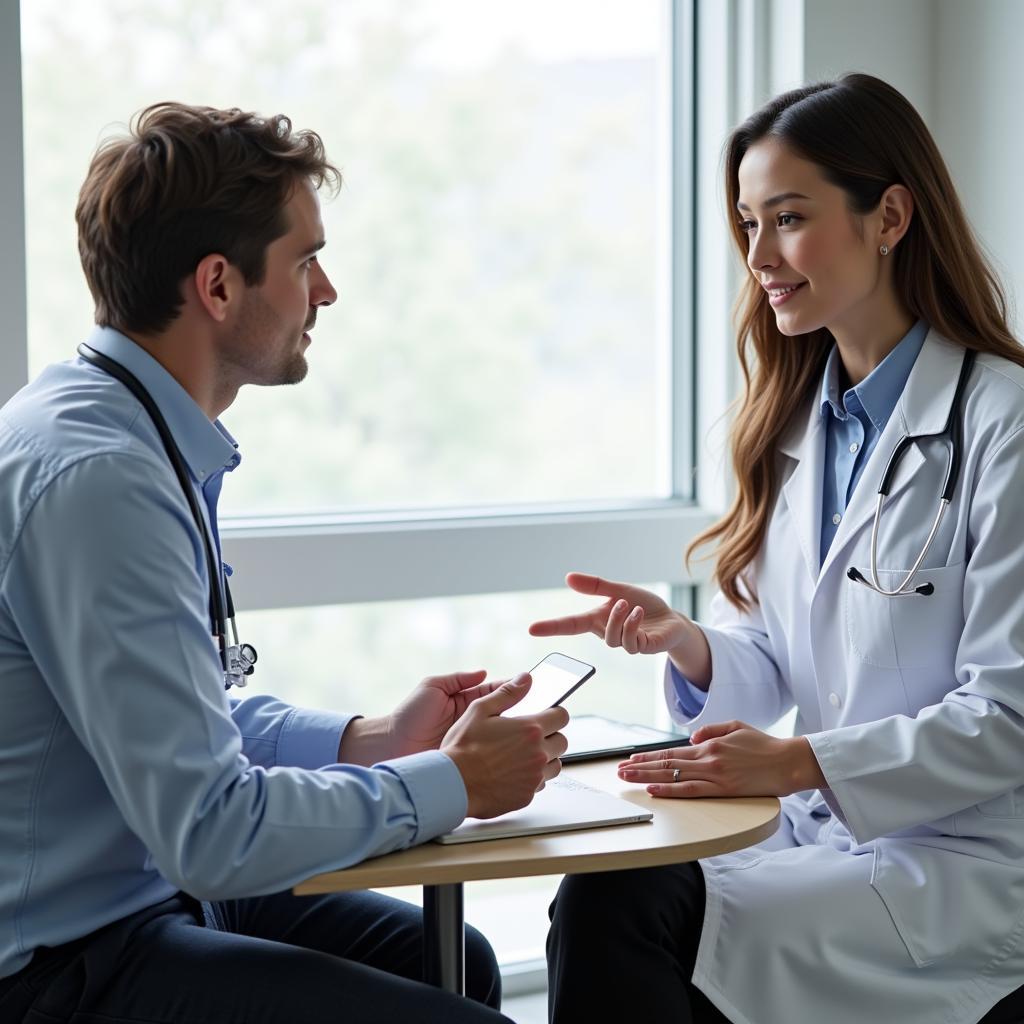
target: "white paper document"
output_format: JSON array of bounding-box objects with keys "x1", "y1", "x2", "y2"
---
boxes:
[{"x1": 434, "y1": 774, "x2": 653, "y2": 845}]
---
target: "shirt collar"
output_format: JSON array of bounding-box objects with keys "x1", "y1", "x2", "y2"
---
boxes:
[
  {"x1": 81, "y1": 326, "x2": 241, "y2": 483},
  {"x1": 819, "y1": 319, "x2": 929, "y2": 432}
]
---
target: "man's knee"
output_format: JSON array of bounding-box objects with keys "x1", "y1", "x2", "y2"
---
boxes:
[{"x1": 465, "y1": 923, "x2": 501, "y2": 1010}]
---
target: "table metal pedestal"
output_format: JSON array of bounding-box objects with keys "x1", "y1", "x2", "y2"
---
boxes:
[{"x1": 423, "y1": 882, "x2": 465, "y2": 994}]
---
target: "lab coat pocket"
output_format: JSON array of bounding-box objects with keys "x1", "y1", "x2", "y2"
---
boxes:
[
  {"x1": 846, "y1": 563, "x2": 964, "y2": 670},
  {"x1": 870, "y1": 840, "x2": 1009, "y2": 971},
  {"x1": 869, "y1": 842, "x2": 957, "y2": 968},
  {"x1": 870, "y1": 844, "x2": 933, "y2": 967}
]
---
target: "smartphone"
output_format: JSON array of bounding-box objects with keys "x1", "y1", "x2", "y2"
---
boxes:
[{"x1": 507, "y1": 652, "x2": 596, "y2": 717}]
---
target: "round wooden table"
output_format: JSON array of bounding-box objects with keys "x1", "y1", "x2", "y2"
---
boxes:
[{"x1": 295, "y1": 757, "x2": 780, "y2": 993}]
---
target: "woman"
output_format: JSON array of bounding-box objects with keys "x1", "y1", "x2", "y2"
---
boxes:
[{"x1": 532, "y1": 74, "x2": 1024, "y2": 1024}]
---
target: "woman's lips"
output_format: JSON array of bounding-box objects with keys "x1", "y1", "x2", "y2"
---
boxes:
[{"x1": 767, "y1": 282, "x2": 806, "y2": 307}]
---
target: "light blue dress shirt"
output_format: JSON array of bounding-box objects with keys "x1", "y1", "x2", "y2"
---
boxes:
[
  {"x1": 670, "y1": 320, "x2": 929, "y2": 718},
  {"x1": 0, "y1": 327, "x2": 467, "y2": 979}
]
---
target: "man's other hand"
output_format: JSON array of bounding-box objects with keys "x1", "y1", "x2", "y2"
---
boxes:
[
  {"x1": 384, "y1": 669, "x2": 506, "y2": 759},
  {"x1": 440, "y1": 674, "x2": 569, "y2": 819}
]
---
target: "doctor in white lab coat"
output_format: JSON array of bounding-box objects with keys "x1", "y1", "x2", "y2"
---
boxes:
[{"x1": 536, "y1": 73, "x2": 1024, "y2": 1024}]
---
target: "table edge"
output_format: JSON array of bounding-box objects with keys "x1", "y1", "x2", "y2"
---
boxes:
[{"x1": 294, "y1": 801, "x2": 781, "y2": 894}]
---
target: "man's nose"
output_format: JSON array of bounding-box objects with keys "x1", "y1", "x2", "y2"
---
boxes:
[{"x1": 312, "y1": 264, "x2": 337, "y2": 306}]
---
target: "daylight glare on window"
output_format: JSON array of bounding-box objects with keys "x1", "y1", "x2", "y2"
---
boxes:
[{"x1": 21, "y1": 0, "x2": 670, "y2": 515}]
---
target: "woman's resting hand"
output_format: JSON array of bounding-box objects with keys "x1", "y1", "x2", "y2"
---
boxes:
[{"x1": 617, "y1": 720, "x2": 827, "y2": 798}]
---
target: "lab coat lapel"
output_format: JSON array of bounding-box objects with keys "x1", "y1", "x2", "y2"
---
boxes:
[
  {"x1": 779, "y1": 396, "x2": 826, "y2": 584},
  {"x1": 817, "y1": 330, "x2": 963, "y2": 583}
]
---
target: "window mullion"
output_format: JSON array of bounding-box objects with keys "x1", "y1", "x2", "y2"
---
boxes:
[
  {"x1": 222, "y1": 506, "x2": 715, "y2": 612},
  {"x1": 670, "y1": 0, "x2": 697, "y2": 502},
  {"x1": 1, "y1": 0, "x2": 28, "y2": 405}
]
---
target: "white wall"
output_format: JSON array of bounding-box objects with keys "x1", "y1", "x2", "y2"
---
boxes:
[
  {"x1": 933, "y1": 0, "x2": 1024, "y2": 331},
  {"x1": 800, "y1": 0, "x2": 934, "y2": 123}
]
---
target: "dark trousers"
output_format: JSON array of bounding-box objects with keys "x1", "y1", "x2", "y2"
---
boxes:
[
  {"x1": 0, "y1": 889, "x2": 511, "y2": 1023},
  {"x1": 547, "y1": 862, "x2": 1024, "y2": 1024},
  {"x1": 548, "y1": 862, "x2": 728, "y2": 1024}
]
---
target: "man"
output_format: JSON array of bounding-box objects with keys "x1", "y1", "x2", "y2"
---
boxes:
[{"x1": 0, "y1": 102, "x2": 566, "y2": 1023}]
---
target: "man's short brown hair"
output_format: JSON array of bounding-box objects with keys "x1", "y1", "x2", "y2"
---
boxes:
[{"x1": 76, "y1": 102, "x2": 340, "y2": 335}]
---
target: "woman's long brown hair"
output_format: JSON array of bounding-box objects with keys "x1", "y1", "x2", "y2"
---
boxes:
[{"x1": 687, "y1": 73, "x2": 1022, "y2": 612}]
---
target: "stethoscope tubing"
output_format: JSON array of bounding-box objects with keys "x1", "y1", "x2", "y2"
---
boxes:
[
  {"x1": 848, "y1": 347, "x2": 976, "y2": 598},
  {"x1": 77, "y1": 343, "x2": 235, "y2": 679},
  {"x1": 865, "y1": 494, "x2": 947, "y2": 596}
]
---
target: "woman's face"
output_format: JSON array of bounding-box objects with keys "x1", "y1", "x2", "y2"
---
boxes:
[{"x1": 736, "y1": 138, "x2": 885, "y2": 338}]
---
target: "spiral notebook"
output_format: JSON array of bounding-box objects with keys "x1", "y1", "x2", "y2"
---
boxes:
[{"x1": 434, "y1": 774, "x2": 652, "y2": 845}]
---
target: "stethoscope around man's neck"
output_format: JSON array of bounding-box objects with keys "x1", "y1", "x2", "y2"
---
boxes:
[
  {"x1": 846, "y1": 346, "x2": 976, "y2": 598},
  {"x1": 78, "y1": 343, "x2": 257, "y2": 689}
]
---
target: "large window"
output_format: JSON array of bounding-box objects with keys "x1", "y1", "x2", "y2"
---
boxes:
[
  {"x1": 21, "y1": 0, "x2": 675, "y2": 514},
  {"x1": 7, "y1": 0, "x2": 713, "y2": 973}
]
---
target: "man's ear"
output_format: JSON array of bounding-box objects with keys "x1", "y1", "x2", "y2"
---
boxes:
[
  {"x1": 878, "y1": 184, "x2": 914, "y2": 253},
  {"x1": 192, "y1": 253, "x2": 243, "y2": 323}
]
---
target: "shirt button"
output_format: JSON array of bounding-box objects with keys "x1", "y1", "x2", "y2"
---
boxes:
[
  {"x1": 849, "y1": 442, "x2": 859, "y2": 453},
  {"x1": 832, "y1": 513, "x2": 842, "y2": 525},
  {"x1": 829, "y1": 692, "x2": 842, "y2": 708}
]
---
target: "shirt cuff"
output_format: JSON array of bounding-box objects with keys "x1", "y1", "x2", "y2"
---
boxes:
[
  {"x1": 277, "y1": 707, "x2": 356, "y2": 770},
  {"x1": 668, "y1": 661, "x2": 711, "y2": 719},
  {"x1": 378, "y1": 750, "x2": 468, "y2": 843}
]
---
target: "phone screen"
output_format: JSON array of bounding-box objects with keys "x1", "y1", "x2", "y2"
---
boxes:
[{"x1": 508, "y1": 653, "x2": 596, "y2": 717}]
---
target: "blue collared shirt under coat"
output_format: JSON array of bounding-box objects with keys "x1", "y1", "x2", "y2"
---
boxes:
[
  {"x1": 0, "y1": 327, "x2": 467, "y2": 979},
  {"x1": 670, "y1": 320, "x2": 928, "y2": 718},
  {"x1": 817, "y1": 319, "x2": 928, "y2": 566}
]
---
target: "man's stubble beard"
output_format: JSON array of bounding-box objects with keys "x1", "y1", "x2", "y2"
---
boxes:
[{"x1": 222, "y1": 289, "x2": 309, "y2": 389}]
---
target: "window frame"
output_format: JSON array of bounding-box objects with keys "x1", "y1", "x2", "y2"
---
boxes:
[{"x1": 1, "y1": 0, "x2": 28, "y2": 408}]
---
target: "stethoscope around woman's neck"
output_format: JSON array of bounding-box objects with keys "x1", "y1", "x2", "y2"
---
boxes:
[
  {"x1": 78, "y1": 343, "x2": 257, "y2": 689},
  {"x1": 846, "y1": 346, "x2": 976, "y2": 598}
]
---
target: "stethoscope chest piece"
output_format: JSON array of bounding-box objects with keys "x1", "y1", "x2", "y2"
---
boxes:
[{"x1": 224, "y1": 642, "x2": 258, "y2": 689}]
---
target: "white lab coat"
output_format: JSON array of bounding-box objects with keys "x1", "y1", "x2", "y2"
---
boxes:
[{"x1": 669, "y1": 329, "x2": 1024, "y2": 1024}]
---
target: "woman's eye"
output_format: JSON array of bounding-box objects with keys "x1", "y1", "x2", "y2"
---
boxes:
[
  {"x1": 739, "y1": 219, "x2": 756, "y2": 233},
  {"x1": 777, "y1": 213, "x2": 799, "y2": 227}
]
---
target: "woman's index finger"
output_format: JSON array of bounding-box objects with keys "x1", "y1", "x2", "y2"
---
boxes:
[
  {"x1": 565, "y1": 572, "x2": 627, "y2": 598},
  {"x1": 528, "y1": 613, "x2": 595, "y2": 637}
]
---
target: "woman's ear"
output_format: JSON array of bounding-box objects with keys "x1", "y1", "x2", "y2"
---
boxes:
[{"x1": 878, "y1": 183, "x2": 914, "y2": 253}]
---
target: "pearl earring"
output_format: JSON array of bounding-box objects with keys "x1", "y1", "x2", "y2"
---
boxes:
[{"x1": 879, "y1": 244, "x2": 889, "y2": 256}]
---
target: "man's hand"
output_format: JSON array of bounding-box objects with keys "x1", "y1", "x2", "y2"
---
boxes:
[
  {"x1": 387, "y1": 669, "x2": 508, "y2": 758},
  {"x1": 337, "y1": 669, "x2": 505, "y2": 766},
  {"x1": 441, "y1": 674, "x2": 569, "y2": 819},
  {"x1": 616, "y1": 720, "x2": 826, "y2": 798}
]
